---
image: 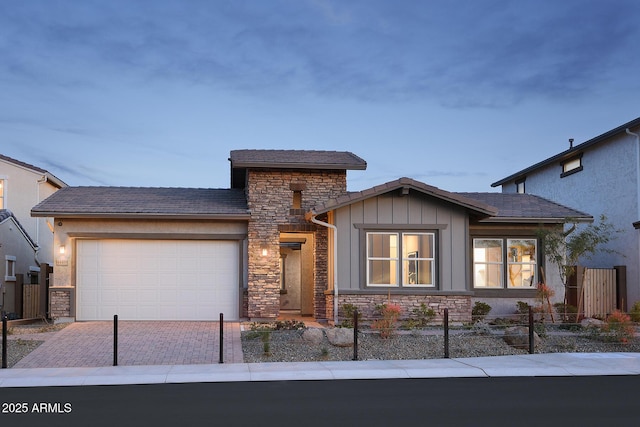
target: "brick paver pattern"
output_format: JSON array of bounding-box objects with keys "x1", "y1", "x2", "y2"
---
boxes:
[{"x1": 13, "y1": 321, "x2": 243, "y2": 368}]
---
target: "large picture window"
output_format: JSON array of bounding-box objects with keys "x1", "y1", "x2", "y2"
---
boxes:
[
  {"x1": 367, "y1": 232, "x2": 435, "y2": 287},
  {"x1": 473, "y1": 238, "x2": 537, "y2": 289}
]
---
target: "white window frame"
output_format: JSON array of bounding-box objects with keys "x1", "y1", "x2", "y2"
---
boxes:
[
  {"x1": 473, "y1": 238, "x2": 537, "y2": 289},
  {"x1": 473, "y1": 238, "x2": 504, "y2": 288},
  {"x1": 366, "y1": 231, "x2": 436, "y2": 288}
]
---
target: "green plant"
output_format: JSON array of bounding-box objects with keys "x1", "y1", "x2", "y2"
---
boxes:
[
  {"x1": 340, "y1": 303, "x2": 362, "y2": 328},
  {"x1": 320, "y1": 347, "x2": 329, "y2": 359},
  {"x1": 603, "y1": 310, "x2": 635, "y2": 343},
  {"x1": 403, "y1": 303, "x2": 436, "y2": 329},
  {"x1": 554, "y1": 302, "x2": 579, "y2": 324},
  {"x1": 261, "y1": 330, "x2": 271, "y2": 356},
  {"x1": 630, "y1": 301, "x2": 640, "y2": 323},
  {"x1": 371, "y1": 303, "x2": 402, "y2": 338},
  {"x1": 472, "y1": 301, "x2": 492, "y2": 322}
]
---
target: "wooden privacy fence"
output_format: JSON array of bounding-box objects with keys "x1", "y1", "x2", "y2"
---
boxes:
[{"x1": 579, "y1": 268, "x2": 617, "y2": 319}]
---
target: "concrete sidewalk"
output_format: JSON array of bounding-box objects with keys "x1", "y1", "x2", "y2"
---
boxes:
[{"x1": 2, "y1": 352, "x2": 640, "y2": 388}]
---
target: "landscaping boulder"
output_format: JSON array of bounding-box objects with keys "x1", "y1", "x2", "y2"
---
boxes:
[
  {"x1": 325, "y1": 328, "x2": 354, "y2": 347},
  {"x1": 302, "y1": 328, "x2": 324, "y2": 344},
  {"x1": 503, "y1": 326, "x2": 541, "y2": 350},
  {"x1": 580, "y1": 318, "x2": 605, "y2": 329}
]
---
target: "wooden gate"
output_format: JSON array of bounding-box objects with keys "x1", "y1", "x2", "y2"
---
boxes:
[{"x1": 580, "y1": 268, "x2": 617, "y2": 319}]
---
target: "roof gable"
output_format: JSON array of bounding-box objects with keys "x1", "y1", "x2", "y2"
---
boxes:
[
  {"x1": 311, "y1": 177, "x2": 498, "y2": 216},
  {"x1": 491, "y1": 116, "x2": 640, "y2": 187},
  {"x1": 0, "y1": 153, "x2": 67, "y2": 188}
]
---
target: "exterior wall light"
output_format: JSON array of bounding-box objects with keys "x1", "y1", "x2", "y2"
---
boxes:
[
  {"x1": 59, "y1": 245, "x2": 66, "y2": 255},
  {"x1": 261, "y1": 247, "x2": 268, "y2": 257}
]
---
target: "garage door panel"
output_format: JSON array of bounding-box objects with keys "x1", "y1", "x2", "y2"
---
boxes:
[{"x1": 76, "y1": 239, "x2": 239, "y2": 321}]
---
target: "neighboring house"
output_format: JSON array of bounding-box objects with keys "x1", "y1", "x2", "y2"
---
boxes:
[
  {"x1": 0, "y1": 154, "x2": 67, "y2": 265},
  {"x1": 0, "y1": 210, "x2": 40, "y2": 316},
  {"x1": 491, "y1": 116, "x2": 640, "y2": 311},
  {"x1": 32, "y1": 150, "x2": 590, "y2": 323},
  {"x1": 0, "y1": 154, "x2": 67, "y2": 318}
]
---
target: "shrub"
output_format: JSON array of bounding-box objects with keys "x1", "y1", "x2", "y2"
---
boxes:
[
  {"x1": 630, "y1": 301, "x2": 640, "y2": 323},
  {"x1": 554, "y1": 302, "x2": 579, "y2": 324},
  {"x1": 403, "y1": 303, "x2": 436, "y2": 329},
  {"x1": 603, "y1": 310, "x2": 635, "y2": 343},
  {"x1": 471, "y1": 301, "x2": 491, "y2": 322},
  {"x1": 340, "y1": 303, "x2": 362, "y2": 328},
  {"x1": 371, "y1": 303, "x2": 402, "y2": 338}
]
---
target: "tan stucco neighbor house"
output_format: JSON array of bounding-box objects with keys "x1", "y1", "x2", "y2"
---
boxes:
[
  {"x1": 31, "y1": 150, "x2": 591, "y2": 323},
  {"x1": 1, "y1": 154, "x2": 67, "y2": 317}
]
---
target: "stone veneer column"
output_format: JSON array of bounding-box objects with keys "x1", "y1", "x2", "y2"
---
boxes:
[{"x1": 246, "y1": 169, "x2": 346, "y2": 319}]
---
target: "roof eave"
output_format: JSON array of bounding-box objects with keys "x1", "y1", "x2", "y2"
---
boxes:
[
  {"x1": 31, "y1": 212, "x2": 251, "y2": 220},
  {"x1": 232, "y1": 161, "x2": 366, "y2": 170},
  {"x1": 476, "y1": 216, "x2": 594, "y2": 224},
  {"x1": 491, "y1": 116, "x2": 640, "y2": 187}
]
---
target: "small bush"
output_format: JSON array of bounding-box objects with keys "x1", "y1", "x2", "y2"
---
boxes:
[
  {"x1": 471, "y1": 301, "x2": 492, "y2": 322},
  {"x1": 340, "y1": 303, "x2": 362, "y2": 328},
  {"x1": 371, "y1": 303, "x2": 402, "y2": 338},
  {"x1": 603, "y1": 310, "x2": 636, "y2": 343},
  {"x1": 554, "y1": 302, "x2": 579, "y2": 324},
  {"x1": 630, "y1": 301, "x2": 640, "y2": 323},
  {"x1": 403, "y1": 303, "x2": 436, "y2": 329}
]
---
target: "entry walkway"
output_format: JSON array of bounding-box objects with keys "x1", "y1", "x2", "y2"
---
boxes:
[
  {"x1": 2, "y1": 353, "x2": 640, "y2": 387},
  {"x1": 11, "y1": 321, "x2": 243, "y2": 368}
]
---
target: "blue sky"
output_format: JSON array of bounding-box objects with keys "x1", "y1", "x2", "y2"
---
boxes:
[{"x1": 1, "y1": 0, "x2": 639, "y2": 192}]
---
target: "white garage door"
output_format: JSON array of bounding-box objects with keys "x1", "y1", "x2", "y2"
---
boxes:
[{"x1": 76, "y1": 239, "x2": 240, "y2": 321}]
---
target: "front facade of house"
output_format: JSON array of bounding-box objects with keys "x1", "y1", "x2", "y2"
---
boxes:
[
  {"x1": 492, "y1": 116, "x2": 640, "y2": 310},
  {"x1": 32, "y1": 149, "x2": 590, "y2": 323}
]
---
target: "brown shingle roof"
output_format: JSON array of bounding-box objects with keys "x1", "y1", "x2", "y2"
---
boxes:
[
  {"x1": 31, "y1": 187, "x2": 249, "y2": 219},
  {"x1": 457, "y1": 192, "x2": 593, "y2": 223},
  {"x1": 229, "y1": 149, "x2": 367, "y2": 170}
]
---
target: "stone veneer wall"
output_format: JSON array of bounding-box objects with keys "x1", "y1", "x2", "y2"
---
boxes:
[
  {"x1": 330, "y1": 294, "x2": 472, "y2": 324},
  {"x1": 246, "y1": 169, "x2": 347, "y2": 319},
  {"x1": 50, "y1": 289, "x2": 72, "y2": 318}
]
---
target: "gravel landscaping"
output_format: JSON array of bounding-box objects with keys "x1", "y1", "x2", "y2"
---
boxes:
[
  {"x1": 241, "y1": 324, "x2": 640, "y2": 363},
  {"x1": 1, "y1": 322, "x2": 70, "y2": 368}
]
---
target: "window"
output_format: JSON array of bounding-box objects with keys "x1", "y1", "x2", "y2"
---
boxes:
[
  {"x1": 515, "y1": 179, "x2": 525, "y2": 194},
  {"x1": 0, "y1": 179, "x2": 4, "y2": 209},
  {"x1": 561, "y1": 155, "x2": 583, "y2": 177},
  {"x1": 367, "y1": 232, "x2": 435, "y2": 287},
  {"x1": 5, "y1": 255, "x2": 16, "y2": 281},
  {"x1": 473, "y1": 238, "x2": 537, "y2": 289}
]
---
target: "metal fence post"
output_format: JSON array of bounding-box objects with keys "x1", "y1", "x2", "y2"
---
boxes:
[
  {"x1": 219, "y1": 312, "x2": 224, "y2": 364},
  {"x1": 113, "y1": 314, "x2": 118, "y2": 366},
  {"x1": 352, "y1": 308, "x2": 358, "y2": 361},
  {"x1": 528, "y1": 306, "x2": 535, "y2": 354},
  {"x1": 2, "y1": 315, "x2": 7, "y2": 369},
  {"x1": 444, "y1": 308, "x2": 449, "y2": 359}
]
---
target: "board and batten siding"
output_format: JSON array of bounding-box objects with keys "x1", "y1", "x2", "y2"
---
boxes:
[{"x1": 333, "y1": 192, "x2": 469, "y2": 292}]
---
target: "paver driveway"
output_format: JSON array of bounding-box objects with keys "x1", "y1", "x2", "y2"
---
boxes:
[{"x1": 13, "y1": 321, "x2": 243, "y2": 368}]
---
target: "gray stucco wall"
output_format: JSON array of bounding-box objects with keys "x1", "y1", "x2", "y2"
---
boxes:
[
  {"x1": 501, "y1": 133, "x2": 640, "y2": 307},
  {"x1": 333, "y1": 191, "x2": 469, "y2": 292}
]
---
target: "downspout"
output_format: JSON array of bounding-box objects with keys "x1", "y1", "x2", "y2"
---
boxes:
[
  {"x1": 308, "y1": 210, "x2": 339, "y2": 325},
  {"x1": 626, "y1": 128, "x2": 640, "y2": 305}
]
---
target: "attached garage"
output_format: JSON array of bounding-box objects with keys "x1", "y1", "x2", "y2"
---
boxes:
[{"x1": 76, "y1": 239, "x2": 240, "y2": 321}]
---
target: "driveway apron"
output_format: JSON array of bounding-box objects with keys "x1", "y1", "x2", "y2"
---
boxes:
[{"x1": 12, "y1": 321, "x2": 243, "y2": 368}]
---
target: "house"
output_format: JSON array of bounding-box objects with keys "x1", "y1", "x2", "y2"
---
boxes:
[
  {"x1": 491, "y1": 116, "x2": 640, "y2": 311},
  {"x1": 0, "y1": 210, "x2": 40, "y2": 317},
  {"x1": 0, "y1": 154, "x2": 67, "y2": 318},
  {"x1": 0, "y1": 154, "x2": 67, "y2": 265},
  {"x1": 31, "y1": 149, "x2": 591, "y2": 323}
]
